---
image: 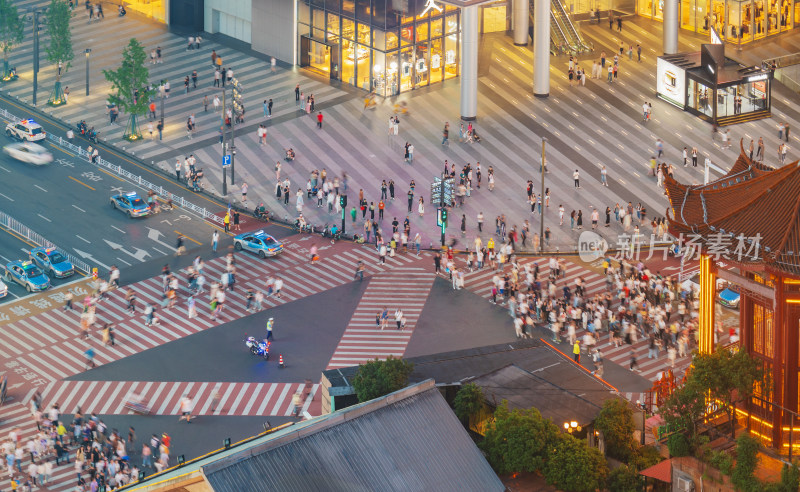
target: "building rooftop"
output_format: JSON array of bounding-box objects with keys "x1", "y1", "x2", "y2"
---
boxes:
[
  {"x1": 202, "y1": 380, "x2": 504, "y2": 492},
  {"x1": 665, "y1": 143, "x2": 800, "y2": 275}
]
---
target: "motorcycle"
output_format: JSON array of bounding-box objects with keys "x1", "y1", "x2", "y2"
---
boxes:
[
  {"x1": 245, "y1": 336, "x2": 270, "y2": 360},
  {"x1": 75, "y1": 121, "x2": 99, "y2": 143},
  {"x1": 321, "y1": 224, "x2": 341, "y2": 242},
  {"x1": 293, "y1": 220, "x2": 313, "y2": 233}
]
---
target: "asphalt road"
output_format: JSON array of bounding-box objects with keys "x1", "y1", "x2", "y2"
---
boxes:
[{"x1": 0, "y1": 96, "x2": 232, "y2": 300}]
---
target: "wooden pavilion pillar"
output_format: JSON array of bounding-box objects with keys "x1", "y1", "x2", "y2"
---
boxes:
[{"x1": 698, "y1": 255, "x2": 716, "y2": 354}]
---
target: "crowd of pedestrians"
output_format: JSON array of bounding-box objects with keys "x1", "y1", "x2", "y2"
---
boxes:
[
  {"x1": 475, "y1": 254, "x2": 707, "y2": 377},
  {"x1": 4, "y1": 397, "x2": 175, "y2": 491}
]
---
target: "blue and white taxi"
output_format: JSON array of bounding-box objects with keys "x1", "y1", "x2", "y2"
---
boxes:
[
  {"x1": 4, "y1": 260, "x2": 50, "y2": 292},
  {"x1": 110, "y1": 191, "x2": 150, "y2": 218},
  {"x1": 233, "y1": 230, "x2": 284, "y2": 258},
  {"x1": 29, "y1": 247, "x2": 75, "y2": 278}
]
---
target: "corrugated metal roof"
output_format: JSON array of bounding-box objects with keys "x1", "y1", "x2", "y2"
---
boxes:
[
  {"x1": 203, "y1": 381, "x2": 504, "y2": 492},
  {"x1": 471, "y1": 364, "x2": 615, "y2": 426}
]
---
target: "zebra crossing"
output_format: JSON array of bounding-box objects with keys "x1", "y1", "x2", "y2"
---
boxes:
[
  {"x1": 327, "y1": 267, "x2": 436, "y2": 369},
  {"x1": 0, "y1": 236, "x2": 429, "y2": 386},
  {"x1": 35, "y1": 380, "x2": 319, "y2": 417},
  {"x1": 458, "y1": 256, "x2": 719, "y2": 386}
]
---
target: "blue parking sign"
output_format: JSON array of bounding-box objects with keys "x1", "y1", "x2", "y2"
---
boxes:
[{"x1": 222, "y1": 155, "x2": 231, "y2": 168}]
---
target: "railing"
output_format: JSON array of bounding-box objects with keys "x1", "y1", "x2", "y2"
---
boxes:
[
  {"x1": 762, "y1": 52, "x2": 800, "y2": 69},
  {"x1": 0, "y1": 210, "x2": 92, "y2": 274},
  {"x1": 0, "y1": 107, "x2": 223, "y2": 226},
  {"x1": 773, "y1": 69, "x2": 800, "y2": 95},
  {"x1": 46, "y1": 135, "x2": 225, "y2": 225}
]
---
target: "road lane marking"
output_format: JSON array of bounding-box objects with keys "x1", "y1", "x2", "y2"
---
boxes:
[
  {"x1": 0, "y1": 166, "x2": 9, "y2": 172},
  {"x1": 37, "y1": 214, "x2": 52, "y2": 222},
  {"x1": 111, "y1": 225, "x2": 126, "y2": 234},
  {"x1": 68, "y1": 176, "x2": 95, "y2": 190},
  {"x1": 75, "y1": 235, "x2": 91, "y2": 244},
  {"x1": 116, "y1": 257, "x2": 132, "y2": 266},
  {"x1": 0, "y1": 192, "x2": 13, "y2": 201},
  {"x1": 34, "y1": 185, "x2": 47, "y2": 193},
  {"x1": 175, "y1": 230, "x2": 202, "y2": 245},
  {"x1": 72, "y1": 204, "x2": 86, "y2": 213},
  {"x1": 98, "y1": 168, "x2": 125, "y2": 182}
]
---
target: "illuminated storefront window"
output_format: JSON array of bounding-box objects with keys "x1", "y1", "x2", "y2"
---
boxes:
[
  {"x1": 641, "y1": 0, "x2": 794, "y2": 42},
  {"x1": 299, "y1": 0, "x2": 460, "y2": 96},
  {"x1": 124, "y1": 0, "x2": 166, "y2": 22}
]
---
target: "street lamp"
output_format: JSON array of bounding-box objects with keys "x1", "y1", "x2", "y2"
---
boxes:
[
  {"x1": 564, "y1": 421, "x2": 581, "y2": 433},
  {"x1": 29, "y1": 8, "x2": 45, "y2": 106},
  {"x1": 84, "y1": 49, "x2": 91, "y2": 96}
]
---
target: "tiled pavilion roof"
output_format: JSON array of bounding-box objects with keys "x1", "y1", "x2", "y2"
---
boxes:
[{"x1": 665, "y1": 141, "x2": 800, "y2": 276}]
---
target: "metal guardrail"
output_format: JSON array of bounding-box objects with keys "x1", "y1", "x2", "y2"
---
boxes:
[
  {"x1": 762, "y1": 52, "x2": 800, "y2": 69},
  {"x1": 0, "y1": 107, "x2": 223, "y2": 225},
  {"x1": 46, "y1": 134, "x2": 224, "y2": 225},
  {"x1": 0, "y1": 210, "x2": 92, "y2": 274}
]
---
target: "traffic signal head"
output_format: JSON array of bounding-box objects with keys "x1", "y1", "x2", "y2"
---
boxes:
[
  {"x1": 340, "y1": 194, "x2": 348, "y2": 207},
  {"x1": 441, "y1": 208, "x2": 448, "y2": 223}
]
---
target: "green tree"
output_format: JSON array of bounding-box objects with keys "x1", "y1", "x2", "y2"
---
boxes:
[
  {"x1": 543, "y1": 433, "x2": 609, "y2": 492},
  {"x1": 351, "y1": 356, "x2": 413, "y2": 403},
  {"x1": 0, "y1": 0, "x2": 24, "y2": 81},
  {"x1": 731, "y1": 433, "x2": 760, "y2": 492},
  {"x1": 607, "y1": 464, "x2": 641, "y2": 492},
  {"x1": 660, "y1": 378, "x2": 706, "y2": 445},
  {"x1": 103, "y1": 38, "x2": 155, "y2": 140},
  {"x1": 595, "y1": 398, "x2": 637, "y2": 461},
  {"x1": 480, "y1": 401, "x2": 559, "y2": 474},
  {"x1": 453, "y1": 383, "x2": 484, "y2": 421},
  {"x1": 691, "y1": 349, "x2": 764, "y2": 439},
  {"x1": 45, "y1": 0, "x2": 73, "y2": 105},
  {"x1": 778, "y1": 462, "x2": 800, "y2": 492}
]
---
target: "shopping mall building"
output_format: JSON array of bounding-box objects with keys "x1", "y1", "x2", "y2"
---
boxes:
[{"x1": 134, "y1": 0, "x2": 791, "y2": 118}]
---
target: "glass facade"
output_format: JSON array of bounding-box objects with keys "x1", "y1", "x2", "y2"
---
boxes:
[
  {"x1": 686, "y1": 76, "x2": 770, "y2": 121},
  {"x1": 299, "y1": 0, "x2": 460, "y2": 96},
  {"x1": 640, "y1": 0, "x2": 795, "y2": 43}
]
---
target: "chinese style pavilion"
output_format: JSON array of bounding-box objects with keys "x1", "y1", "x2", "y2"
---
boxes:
[{"x1": 664, "y1": 140, "x2": 800, "y2": 452}]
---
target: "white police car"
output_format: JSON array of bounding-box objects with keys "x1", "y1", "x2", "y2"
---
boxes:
[
  {"x1": 5, "y1": 119, "x2": 46, "y2": 142},
  {"x1": 0, "y1": 279, "x2": 7, "y2": 298}
]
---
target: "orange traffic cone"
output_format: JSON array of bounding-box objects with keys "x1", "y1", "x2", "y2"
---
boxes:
[{"x1": 279, "y1": 354, "x2": 285, "y2": 368}]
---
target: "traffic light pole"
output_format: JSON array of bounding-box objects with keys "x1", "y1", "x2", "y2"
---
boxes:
[
  {"x1": 221, "y1": 86, "x2": 227, "y2": 196},
  {"x1": 340, "y1": 194, "x2": 347, "y2": 235},
  {"x1": 540, "y1": 137, "x2": 547, "y2": 252},
  {"x1": 440, "y1": 171, "x2": 446, "y2": 247},
  {"x1": 32, "y1": 10, "x2": 40, "y2": 106}
]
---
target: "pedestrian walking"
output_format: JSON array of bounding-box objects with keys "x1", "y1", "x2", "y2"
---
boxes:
[
  {"x1": 317, "y1": 111, "x2": 323, "y2": 128},
  {"x1": 573, "y1": 169, "x2": 580, "y2": 188},
  {"x1": 212, "y1": 230, "x2": 219, "y2": 252}
]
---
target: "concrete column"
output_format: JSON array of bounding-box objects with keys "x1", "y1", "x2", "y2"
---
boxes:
[
  {"x1": 663, "y1": 0, "x2": 679, "y2": 54},
  {"x1": 513, "y1": 0, "x2": 530, "y2": 46},
  {"x1": 533, "y1": 0, "x2": 550, "y2": 97},
  {"x1": 460, "y1": 5, "x2": 479, "y2": 121}
]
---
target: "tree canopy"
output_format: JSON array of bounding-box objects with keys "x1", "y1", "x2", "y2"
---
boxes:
[
  {"x1": 45, "y1": 0, "x2": 73, "y2": 76},
  {"x1": 453, "y1": 382, "x2": 484, "y2": 421},
  {"x1": 351, "y1": 356, "x2": 414, "y2": 403},
  {"x1": 481, "y1": 402, "x2": 559, "y2": 474},
  {"x1": 595, "y1": 398, "x2": 637, "y2": 461},
  {"x1": 0, "y1": 0, "x2": 24, "y2": 70},
  {"x1": 543, "y1": 433, "x2": 609, "y2": 492},
  {"x1": 103, "y1": 38, "x2": 155, "y2": 115}
]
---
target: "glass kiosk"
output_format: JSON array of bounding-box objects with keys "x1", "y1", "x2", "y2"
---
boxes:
[{"x1": 657, "y1": 43, "x2": 773, "y2": 126}]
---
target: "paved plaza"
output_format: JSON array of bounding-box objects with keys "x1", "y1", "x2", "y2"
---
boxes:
[{"x1": 4, "y1": 2, "x2": 800, "y2": 251}]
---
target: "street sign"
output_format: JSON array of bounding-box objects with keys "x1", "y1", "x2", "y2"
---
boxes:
[{"x1": 222, "y1": 155, "x2": 231, "y2": 168}]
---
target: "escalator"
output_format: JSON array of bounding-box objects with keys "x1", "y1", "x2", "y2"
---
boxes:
[{"x1": 529, "y1": 0, "x2": 593, "y2": 55}]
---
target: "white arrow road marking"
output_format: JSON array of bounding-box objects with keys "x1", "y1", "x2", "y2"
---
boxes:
[{"x1": 103, "y1": 240, "x2": 151, "y2": 261}]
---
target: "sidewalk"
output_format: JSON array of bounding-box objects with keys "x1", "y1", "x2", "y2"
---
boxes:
[{"x1": 4, "y1": 1, "x2": 800, "y2": 253}]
